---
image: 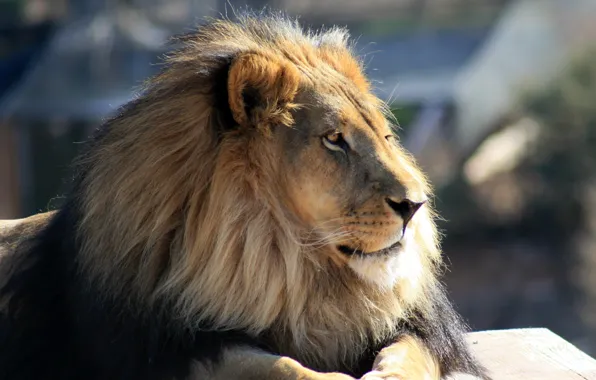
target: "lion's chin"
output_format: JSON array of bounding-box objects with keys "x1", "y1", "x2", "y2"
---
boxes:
[{"x1": 347, "y1": 236, "x2": 422, "y2": 291}]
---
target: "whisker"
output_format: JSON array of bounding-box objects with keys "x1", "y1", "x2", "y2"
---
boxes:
[{"x1": 298, "y1": 227, "x2": 357, "y2": 249}]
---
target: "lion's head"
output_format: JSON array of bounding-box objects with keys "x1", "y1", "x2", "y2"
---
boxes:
[
  {"x1": 280, "y1": 79, "x2": 435, "y2": 290},
  {"x1": 74, "y1": 14, "x2": 442, "y2": 367}
]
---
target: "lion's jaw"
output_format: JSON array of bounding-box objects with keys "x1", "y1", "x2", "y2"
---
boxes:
[{"x1": 346, "y1": 226, "x2": 422, "y2": 291}]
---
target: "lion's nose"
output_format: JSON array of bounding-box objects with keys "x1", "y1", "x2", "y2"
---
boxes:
[{"x1": 385, "y1": 198, "x2": 425, "y2": 228}]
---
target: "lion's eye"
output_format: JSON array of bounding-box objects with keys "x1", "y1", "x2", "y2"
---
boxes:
[{"x1": 322, "y1": 132, "x2": 349, "y2": 152}]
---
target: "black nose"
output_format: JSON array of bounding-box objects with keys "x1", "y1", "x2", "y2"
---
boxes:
[{"x1": 385, "y1": 198, "x2": 425, "y2": 228}]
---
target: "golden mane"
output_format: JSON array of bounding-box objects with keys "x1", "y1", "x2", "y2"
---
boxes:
[{"x1": 73, "y1": 14, "x2": 442, "y2": 370}]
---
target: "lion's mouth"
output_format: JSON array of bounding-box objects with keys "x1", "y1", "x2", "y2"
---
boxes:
[{"x1": 337, "y1": 239, "x2": 403, "y2": 257}]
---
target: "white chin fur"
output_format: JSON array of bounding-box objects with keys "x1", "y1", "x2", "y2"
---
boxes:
[{"x1": 347, "y1": 230, "x2": 422, "y2": 290}]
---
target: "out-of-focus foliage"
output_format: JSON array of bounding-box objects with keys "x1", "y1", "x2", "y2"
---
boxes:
[
  {"x1": 436, "y1": 49, "x2": 596, "y2": 354},
  {"x1": 439, "y1": 50, "x2": 596, "y2": 234},
  {"x1": 524, "y1": 51, "x2": 596, "y2": 196},
  {"x1": 521, "y1": 50, "x2": 596, "y2": 345}
]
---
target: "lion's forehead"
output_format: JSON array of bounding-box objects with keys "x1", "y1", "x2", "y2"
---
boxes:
[{"x1": 306, "y1": 92, "x2": 394, "y2": 153}]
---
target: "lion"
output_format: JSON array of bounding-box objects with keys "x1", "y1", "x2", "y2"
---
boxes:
[{"x1": 0, "y1": 14, "x2": 488, "y2": 380}]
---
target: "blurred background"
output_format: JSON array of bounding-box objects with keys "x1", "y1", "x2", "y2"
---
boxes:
[{"x1": 1, "y1": 0, "x2": 595, "y2": 356}]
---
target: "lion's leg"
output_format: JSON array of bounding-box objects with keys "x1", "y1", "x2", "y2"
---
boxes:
[
  {"x1": 189, "y1": 347, "x2": 355, "y2": 380},
  {"x1": 0, "y1": 211, "x2": 55, "y2": 250},
  {"x1": 361, "y1": 335, "x2": 440, "y2": 380}
]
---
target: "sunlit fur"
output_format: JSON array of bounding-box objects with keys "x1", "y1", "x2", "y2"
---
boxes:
[{"x1": 0, "y1": 14, "x2": 487, "y2": 379}]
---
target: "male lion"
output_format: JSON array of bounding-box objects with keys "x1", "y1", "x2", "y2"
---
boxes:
[{"x1": 0, "y1": 14, "x2": 488, "y2": 380}]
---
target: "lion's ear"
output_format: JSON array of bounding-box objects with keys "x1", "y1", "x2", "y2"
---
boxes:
[{"x1": 227, "y1": 52, "x2": 300, "y2": 130}]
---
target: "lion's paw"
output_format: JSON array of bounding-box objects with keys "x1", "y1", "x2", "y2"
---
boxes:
[
  {"x1": 317, "y1": 373, "x2": 357, "y2": 380},
  {"x1": 360, "y1": 370, "x2": 401, "y2": 380}
]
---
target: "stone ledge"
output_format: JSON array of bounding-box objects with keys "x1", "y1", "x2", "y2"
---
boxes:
[{"x1": 449, "y1": 328, "x2": 596, "y2": 380}]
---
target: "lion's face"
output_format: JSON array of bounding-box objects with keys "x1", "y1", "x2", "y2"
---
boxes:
[
  {"x1": 275, "y1": 88, "x2": 430, "y2": 289},
  {"x1": 222, "y1": 39, "x2": 434, "y2": 290}
]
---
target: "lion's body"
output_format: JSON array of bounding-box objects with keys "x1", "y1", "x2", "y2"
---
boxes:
[{"x1": 0, "y1": 14, "x2": 487, "y2": 380}]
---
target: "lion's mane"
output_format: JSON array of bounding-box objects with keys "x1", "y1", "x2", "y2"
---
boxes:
[{"x1": 0, "y1": 13, "x2": 485, "y2": 380}]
